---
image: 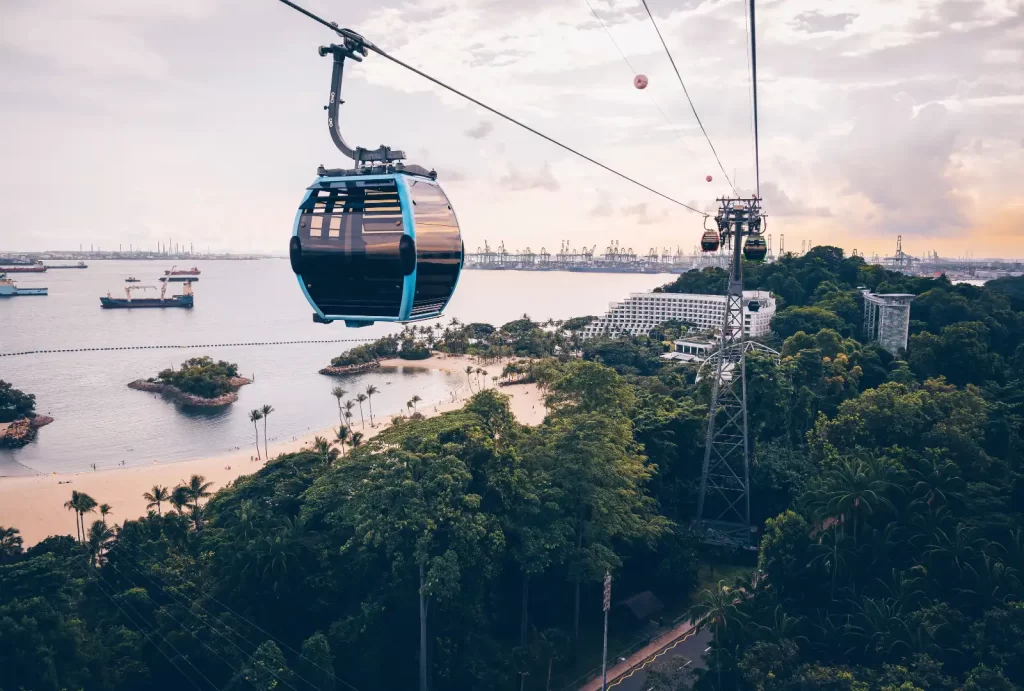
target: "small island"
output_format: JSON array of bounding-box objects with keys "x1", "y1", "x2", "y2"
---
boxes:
[
  {"x1": 319, "y1": 335, "x2": 399, "y2": 376},
  {"x1": 128, "y1": 356, "x2": 251, "y2": 407},
  {"x1": 0, "y1": 380, "x2": 53, "y2": 448}
]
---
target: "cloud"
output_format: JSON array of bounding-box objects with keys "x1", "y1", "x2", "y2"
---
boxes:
[
  {"x1": 620, "y1": 203, "x2": 666, "y2": 226},
  {"x1": 792, "y1": 11, "x2": 858, "y2": 34},
  {"x1": 589, "y1": 194, "x2": 613, "y2": 218},
  {"x1": 499, "y1": 163, "x2": 559, "y2": 192},
  {"x1": 759, "y1": 182, "x2": 831, "y2": 218},
  {"x1": 465, "y1": 121, "x2": 494, "y2": 139}
]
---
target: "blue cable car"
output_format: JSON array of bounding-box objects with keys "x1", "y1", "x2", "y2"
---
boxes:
[{"x1": 289, "y1": 32, "x2": 463, "y2": 327}]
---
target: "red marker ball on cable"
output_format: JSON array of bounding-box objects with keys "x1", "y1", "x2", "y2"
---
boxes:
[{"x1": 634, "y1": 74, "x2": 648, "y2": 90}]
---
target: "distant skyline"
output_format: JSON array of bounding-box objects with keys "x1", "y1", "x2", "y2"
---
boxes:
[{"x1": 1, "y1": 0, "x2": 1021, "y2": 257}]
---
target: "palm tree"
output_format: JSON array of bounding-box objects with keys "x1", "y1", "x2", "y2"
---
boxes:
[
  {"x1": 143, "y1": 485, "x2": 170, "y2": 516},
  {"x1": 334, "y1": 425, "x2": 350, "y2": 456},
  {"x1": 170, "y1": 485, "x2": 191, "y2": 514},
  {"x1": 410, "y1": 395, "x2": 422, "y2": 413},
  {"x1": 465, "y1": 366, "x2": 475, "y2": 393},
  {"x1": 365, "y1": 385, "x2": 379, "y2": 426},
  {"x1": 260, "y1": 404, "x2": 275, "y2": 459},
  {"x1": 99, "y1": 503, "x2": 112, "y2": 526},
  {"x1": 312, "y1": 435, "x2": 339, "y2": 466},
  {"x1": 812, "y1": 456, "x2": 899, "y2": 545},
  {"x1": 406, "y1": 400, "x2": 414, "y2": 416},
  {"x1": 64, "y1": 490, "x2": 82, "y2": 542},
  {"x1": 184, "y1": 474, "x2": 214, "y2": 511},
  {"x1": 86, "y1": 520, "x2": 113, "y2": 567},
  {"x1": 355, "y1": 393, "x2": 368, "y2": 428},
  {"x1": 0, "y1": 526, "x2": 23, "y2": 561},
  {"x1": 689, "y1": 580, "x2": 745, "y2": 690},
  {"x1": 331, "y1": 386, "x2": 348, "y2": 424},
  {"x1": 350, "y1": 431, "x2": 364, "y2": 447},
  {"x1": 249, "y1": 409, "x2": 264, "y2": 460},
  {"x1": 76, "y1": 493, "x2": 97, "y2": 543}
]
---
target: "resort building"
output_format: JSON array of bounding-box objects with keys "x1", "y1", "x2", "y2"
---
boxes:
[
  {"x1": 581, "y1": 290, "x2": 776, "y2": 340},
  {"x1": 861, "y1": 290, "x2": 914, "y2": 354}
]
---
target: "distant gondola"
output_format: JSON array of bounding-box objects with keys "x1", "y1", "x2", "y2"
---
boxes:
[
  {"x1": 743, "y1": 235, "x2": 767, "y2": 262},
  {"x1": 700, "y1": 230, "x2": 721, "y2": 252}
]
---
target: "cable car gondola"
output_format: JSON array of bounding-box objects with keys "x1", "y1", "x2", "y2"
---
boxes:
[
  {"x1": 288, "y1": 33, "x2": 463, "y2": 327},
  {"x1": 743, "y1": 235, "x2": 767, "y2": 262}
]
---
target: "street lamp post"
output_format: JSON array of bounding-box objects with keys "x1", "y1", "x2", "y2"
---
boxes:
[{"x1": 601, "y1": 571, "x2": 611, "y2": 691}]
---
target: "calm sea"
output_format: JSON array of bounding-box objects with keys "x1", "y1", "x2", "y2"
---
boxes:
[{"x1": 1, "y1": 260, "x2": 670, "y2": 475}]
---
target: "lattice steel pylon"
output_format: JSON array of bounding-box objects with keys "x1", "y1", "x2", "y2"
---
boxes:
[{"x1": 695, "y1": 197, "x2": 769, "y2": 548}]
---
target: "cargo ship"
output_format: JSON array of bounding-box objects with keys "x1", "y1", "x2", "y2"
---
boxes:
[
  {"x1": 0, "y1": 273, "x2": 48, "y2": 296},
  {"x1": 164, "y1": 265, "x2": 201, "y2": 276},
  {"x1": 100, "y1": 281, "x2": 193, "y2": 309},
  {"x1": 45, "y1": 261, "x2": 88, "y2": 269},
  {"x1": 159, "y1": 275, "x2": 199, "y2": 282},
  {"x1": 0, "y1": 262, "x2": 46, "y2": 273}
]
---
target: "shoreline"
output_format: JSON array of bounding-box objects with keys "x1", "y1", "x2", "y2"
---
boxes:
[{"x1": 0, "y1": 354, "x2": 544, "y2": 547}]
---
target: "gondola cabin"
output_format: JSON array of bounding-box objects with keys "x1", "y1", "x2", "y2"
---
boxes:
[
  {"x1": 289, "y1": 168, "x2": 463, "y2": 327},
  {"x1": 700, "y1": 230, "x2": 721, "y2": 252},
  {"x1": 743, "y1": 235, "x2": 767, "y2": 262}
]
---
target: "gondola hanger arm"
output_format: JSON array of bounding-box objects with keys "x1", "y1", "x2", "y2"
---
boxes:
[{"x1": 319, "y1": 28, "x2": 405, "y2": 166}]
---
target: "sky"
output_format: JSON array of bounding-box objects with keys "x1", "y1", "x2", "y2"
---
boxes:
[{"x1": 0, "y1": 0, "x2": 1022, "y2": 259}]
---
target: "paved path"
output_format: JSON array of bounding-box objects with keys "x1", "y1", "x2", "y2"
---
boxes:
[{"x1": 579, "y1": 621, "x2": 707, "y2": 691}]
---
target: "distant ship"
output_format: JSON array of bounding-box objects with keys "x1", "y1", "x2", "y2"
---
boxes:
[
  {"x1": 0, "y1": 262, "x2": 46, "y2": 273},
  {"x1": 159, "y1": 275, "x2": 200, "y2": 282},
  {"x1": 125, "y1": 276, "x2": 141, "y2": 283},
  {"x1": 45, "y1": 261, "x2": 88, "y2": 269},
  {"x1": 164, "y1": 265, "x2": 201, "y2": 276},
  {"x1": 100, "y1": 281, "x2": 193, "y2": 309},
  {"x1": 0, "y1": 273, "x2": 48, "y2": 296}
]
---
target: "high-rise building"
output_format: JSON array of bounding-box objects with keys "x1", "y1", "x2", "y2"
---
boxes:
[
  {"x1": 581, "y1": 290, "x2": 776, "y2": 340},
  {"x1": 861, "y1": 290, "x2": 914, "y2": 354}
]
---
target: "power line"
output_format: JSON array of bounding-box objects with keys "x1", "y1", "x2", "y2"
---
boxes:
[
  {"x1": 106, "y1": 539, "x2": 309, "y2": 691},
  {"x1": 114, "y1": 531, "x2": 361, "y2": 691},
  {"x1": 275, "y1": 0, "x2": 707, "y2": 217},
  {"x1": 748, "y1": 0, "x2": 762, "y2": 198},
  {"x1": 583, "y1": 0, "x2": 697, "y2": 159},
  {"x1": 638, "y1": 0, "x2": 738, "y2": 196},
  {"x1": 75, "y1": 561, "x2": 218, "y2": 691}
]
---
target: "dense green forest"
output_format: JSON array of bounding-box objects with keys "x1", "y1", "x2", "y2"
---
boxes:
[
  {"x1": 153, "y1": 357, "x2": 243, "y2": 399},
  {"x1": 3, "y1": 248, "x2": 1023, "y2": 690}
]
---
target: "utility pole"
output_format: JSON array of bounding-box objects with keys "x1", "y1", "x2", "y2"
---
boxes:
[{"x1": 601, "y1": 571, "x2": 611, "y2": 691}]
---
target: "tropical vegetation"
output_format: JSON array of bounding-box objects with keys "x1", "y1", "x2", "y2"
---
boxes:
[{"x1": 3, "y1": 248, "x2": 1024, "y2": 691}]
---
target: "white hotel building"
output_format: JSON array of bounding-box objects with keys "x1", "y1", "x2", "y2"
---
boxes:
[{"x1": 581, "y1": 290, "x2": 776, "y2": 340}]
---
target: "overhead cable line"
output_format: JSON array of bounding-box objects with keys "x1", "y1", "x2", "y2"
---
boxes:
[
  {"x1": 275, "y1": 0, "x2": 707, "y2": 216},
  {"x1": 742, "y1": 0, "x2": 757, "y2": 193},
  {"x1": 639, "y1": 0, "x2": 739, "y2": 196},
  {"x1": 748, "y1": 0, "x2": 762, "y2": 198},
  {"x1": 105, "y1": 540, "x2": 307, "y2": 691},
  {"x1": 75, "y1": 562, "x2": 217, "y2": 691},
  {"x1": 115, "y1": 531, "x2": 361, "y2": 691},
  {"x1": 583, "y1": 0, "x2": 696, "y2": 159}
]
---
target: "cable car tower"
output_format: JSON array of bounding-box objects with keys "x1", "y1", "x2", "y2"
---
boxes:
[
  {"x1": 695, "y1": 198, "x2": 778, "y2": 547},
  {"x1": 692, "y1": 0, "x2": 780, "y2": 548}
]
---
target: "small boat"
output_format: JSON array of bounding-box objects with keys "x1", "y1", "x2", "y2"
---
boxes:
[
  {"x1": 125, "y1": 276, "x2": 141, "y2": 283},
  {"x1": 101, "y1": 281, "x2": 194, "y2": 309},
  {"x1": 164, "y1": 265, "x2": 201, "y2": 276},
  {"x1": 0, "y1": 273, "x2": 48, "y2": 296}
]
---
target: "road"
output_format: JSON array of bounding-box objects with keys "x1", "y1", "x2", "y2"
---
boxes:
[{"x1": 606, "y1": 627, "x2": 711, "y2": 691}]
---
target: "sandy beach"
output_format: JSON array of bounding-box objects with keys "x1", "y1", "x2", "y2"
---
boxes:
[{"x1": 0, "y1": 354, "x2": 545, "y2": 547}]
